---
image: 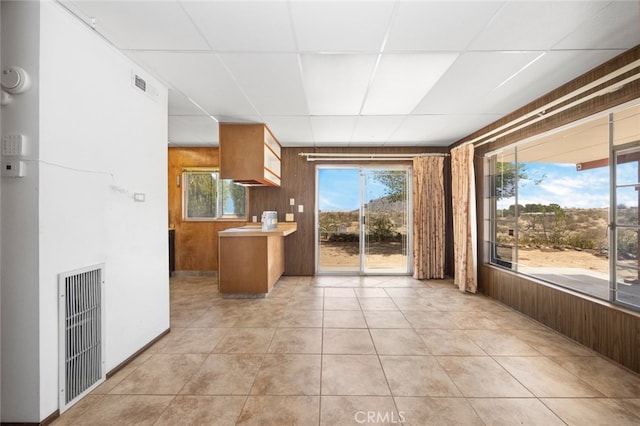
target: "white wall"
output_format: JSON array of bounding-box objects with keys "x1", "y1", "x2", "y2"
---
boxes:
[
  {"x1": 1, "y1": 1, "x2": 170, "y2": 421},
  {"x1": 0, "y1": 2, "x2": 3, "y2": 422},
  {"x1": 1, "y1": 1, "x2": 41, "y2": 422}
]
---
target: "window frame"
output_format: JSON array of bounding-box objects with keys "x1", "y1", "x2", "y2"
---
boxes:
[
  {"x1": 182, "y1": 168, "x2": 248, "y2": 221},
  {"x1": 483, "y1": 101, "x2": 640, "y2": 313}
]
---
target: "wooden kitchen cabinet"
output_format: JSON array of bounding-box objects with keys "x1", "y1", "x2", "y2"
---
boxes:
[
  {"x1": 218, "y1": 223, "x2": 297, "y2": 296},
  {"x1": 219, "y1": 123, "x2": 281, "y2": 187}
]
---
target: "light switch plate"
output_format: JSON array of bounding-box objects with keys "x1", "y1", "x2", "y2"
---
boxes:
[
  {"x1": 298, "y1": 204, "x2": 304, "y2": 213},
  {"x1": 285, "y1": 213, "x2": 294, "y2": 222}
]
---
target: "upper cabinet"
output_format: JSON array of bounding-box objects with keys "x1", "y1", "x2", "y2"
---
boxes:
[{"x1": 219, "y1": 123, "x2": 281, "y2": 187}]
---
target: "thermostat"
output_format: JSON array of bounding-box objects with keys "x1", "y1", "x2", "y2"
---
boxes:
[{"x1": 1, "y1": 66, "x2": 31, "y2": 95}]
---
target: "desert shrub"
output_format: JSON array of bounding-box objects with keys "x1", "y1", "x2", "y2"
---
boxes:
[
  {"x1": 618, "y1": 230, "x2": 638, "y2": 259},
  {"x1": 368, "y1": 216, "x2": 395, "y2": 242},
  {"x1": 563, "y1": 235, "x2": 598, "y2": 249},
  {"x1": 327, "y1": 233, "x2": 359, "y2": 243}
]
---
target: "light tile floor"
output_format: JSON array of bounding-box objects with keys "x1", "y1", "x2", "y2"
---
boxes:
[{"x1": 53, "y1": 275, "x2": 640, "y2": 425}]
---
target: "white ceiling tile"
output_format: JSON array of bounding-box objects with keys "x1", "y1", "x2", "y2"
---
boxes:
[
  {"x1": 220, "y1": 53, "x2": 308, "y2": 116},
  {"x1": 390, "y1": 115, "x2": 502, "y2": 145},
  {"x1": 215, "y1": 116, "x2": 262, "y2": 124},
  {"x1": 131, "y1": 52, "x2": 257, "y2": 117},
  {"x1": 554, "y1": 1, "x2": 640, "y2": 50},
  {"x1": 413, "y1": 52, "x2": 543, "y2": 115},
  {"x1": 362, "y1": 53, "x2": 458, "y2": 115},
  {"x1": 168, "y1": 90, "x2": 207, "y2": 116},
  {"x1": 385, "y1": 1, "x2": 501, "y2": 52},
  {"x1": 180, "y1": 1, "x2": 296, "y2": 52},
  {"x1": 291, "y1": 1, "x2": 395, "y2": 52},
  {"x1": 68, "y1": 1, "x2": 209, "y2": 50},
  {"x1": 262, "y1": 116, "x2": 314, "y2": 146},
  {"x1": 469, "y1": 1, "x2": 608, "y2": 51},
  {"x1": 61, "y1": 0, "x2": 640, "y2": 148},
  {"x1": 168, "y1": 115, "x2": 219, "y2": 145},
  {"x1": 301, "y1": 54, "x2": 377, "y2": 115},
  {"x1": 381, "y1": 141, "x2": 424, "y2": 147},
  {"x1": 480, "y1": 50, "x2": 626, "y2": 115},
  {"x1": 310, "y1": 116, "x2": 358, "y2": 143},
  {"x1": 351, "y1": 116, "x2": 405, "y2": 143}
]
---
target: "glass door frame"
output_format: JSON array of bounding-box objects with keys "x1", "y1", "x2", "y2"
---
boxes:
[{"x1": 315, "y1": 164, "x2": 413, "y2": 275}]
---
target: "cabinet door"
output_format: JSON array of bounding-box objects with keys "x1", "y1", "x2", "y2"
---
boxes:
[
  {"x1": 265, "y1": 130, "x2": 281, "y2": 159},
  {"x1": 264, "y1": 144, "x2": 281, "y2": 178}
]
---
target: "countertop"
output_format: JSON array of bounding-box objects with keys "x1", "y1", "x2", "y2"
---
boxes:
[{"x1": 218, "y1": 223, "x2": 297, "y2": 237}]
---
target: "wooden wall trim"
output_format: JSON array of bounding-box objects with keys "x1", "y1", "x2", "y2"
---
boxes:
[
  {"x1": 480, "y1": 264, "x2": 640, "y2": 374},
  {"x1": 455, "y1": 45, "x2": 640, "y2": 156}
]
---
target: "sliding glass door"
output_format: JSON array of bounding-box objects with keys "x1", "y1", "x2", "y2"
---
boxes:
[
  {"x1": 317, "y1": 168, "x2": 361, "y2": 273},
  {"x1": 316, "y1": 166, "x2": 411, "y2": 274}
]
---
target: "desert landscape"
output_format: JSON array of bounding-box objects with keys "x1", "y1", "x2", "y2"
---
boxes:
[{"x1": 319, "y1": 242, "x2": 609, "y2": 273}]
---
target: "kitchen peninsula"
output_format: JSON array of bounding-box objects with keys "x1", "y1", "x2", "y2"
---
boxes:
[{"x1": 218, "y1": 223, "x2": 297, "y2": 297}]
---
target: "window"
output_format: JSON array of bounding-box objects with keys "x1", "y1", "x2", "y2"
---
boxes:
[
  {"x1": 183, "y1": 170, "x2": 247, "y2": 220},
  {"x1": 484, "y1": 102, "x2": 640, "y2": 312}
]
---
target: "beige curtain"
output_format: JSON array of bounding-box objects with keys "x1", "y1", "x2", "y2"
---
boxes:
[
  {"x1": 413, "y1": 156, "x2": 445, "y2": 279},
  {"x1": 451, "y1": 144, "x2": 478, "y2": 293}
]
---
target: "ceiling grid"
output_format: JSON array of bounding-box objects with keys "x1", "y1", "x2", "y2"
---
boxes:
[{"x1": 58, "y1": 0, "x2": 640, "y2": 147}]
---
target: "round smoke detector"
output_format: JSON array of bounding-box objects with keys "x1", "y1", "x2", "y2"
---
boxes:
[{"x1": 1, "y1": 66, "x2": 31, "y2": 95}]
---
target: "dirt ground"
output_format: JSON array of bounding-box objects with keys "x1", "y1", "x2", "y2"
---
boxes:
[
  {"x1": 518, "y1": 248, "x2": 609, "y2": 273},
  {"x1": 319, "y1": 242, "x2": 610, "y2": 274},
  {"x1": 319, "y1": 242, "x2": 406, "y2": 269}
]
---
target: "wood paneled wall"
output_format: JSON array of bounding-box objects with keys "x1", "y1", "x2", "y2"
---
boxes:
[
  {"x1": 458, "y1": 45, "x2": 640, "y2": 154},
  {"x1": 468, "y1": 46, "x2": 640, "y2": 373},
  {"x1": 168, "y1": 147, "x2": 246, "y2": 271},
  {"x1": 249, "y1": 146, "x2": 453, "y2": 276},
  {"x1": 480, "y1": 265, "x2": 640, "y2": 374}
]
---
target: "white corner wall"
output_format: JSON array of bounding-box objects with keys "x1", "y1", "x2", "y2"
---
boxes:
[
  {"x1": 1, "y1": 1, "x2": 170, "y2": 421},
  {"x1": 1, "y1": 1, "x2": 41, "y2": 422}
]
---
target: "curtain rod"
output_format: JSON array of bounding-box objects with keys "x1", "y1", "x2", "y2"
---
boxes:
[{"x1": 299, "y1": 152, "x2": 449, "y2": 162}]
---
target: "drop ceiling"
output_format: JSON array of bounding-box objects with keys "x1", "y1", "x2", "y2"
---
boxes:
[{"x1": 59, "y1": 0, "x2": 640, "y2": 148}]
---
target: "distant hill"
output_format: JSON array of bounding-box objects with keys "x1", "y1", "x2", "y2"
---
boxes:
[{"x1": 363, "y1": 196, "x2": 406, "y2": 213}]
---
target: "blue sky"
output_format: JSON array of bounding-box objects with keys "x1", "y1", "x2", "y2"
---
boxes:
[
  {"x1": 318, "y1": 169, "x2": 392, "y2": 211},
  {"x1": 318, "y1": 162, "x2": 640, "y2": 212},
  {"x1": 517, "y1": 161, "x2": 638, "y2": 209}
]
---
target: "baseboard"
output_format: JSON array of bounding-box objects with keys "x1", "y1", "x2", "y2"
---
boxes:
[
  {"x1": 107, "y1": 327, "x2": 171, "y2": 378},
  {"x1": 171, "y1": 270, "x2": 217, "y2": 277}
]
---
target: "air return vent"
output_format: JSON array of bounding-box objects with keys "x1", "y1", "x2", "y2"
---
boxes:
[
  {"x1": 132, "y1": 72, "x2": 158, "y2": 101},
  {"x1": 58, "y1": 264, "x2": 105, "y2": 411}
]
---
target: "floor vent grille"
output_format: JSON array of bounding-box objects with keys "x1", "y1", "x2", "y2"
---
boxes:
[{"x1": 59, "y1": 264, "x2": 105, "y2": 411}]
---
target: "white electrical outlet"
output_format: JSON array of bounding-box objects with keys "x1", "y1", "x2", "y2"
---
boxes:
[
  {"x1": 298, "y1": 204, "x2": 304, "y2": 213},
  {"x1": 289, "y1": 198, "x2": 295, "y2": 206}
]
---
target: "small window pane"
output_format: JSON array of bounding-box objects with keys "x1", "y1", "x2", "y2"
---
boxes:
[
  {"x1": 186, "y1": 172, "x2": 218, "y2": 218},
  {"x1": 184, "y1": 171, "x2": 247, "y2": 220},
  {"x1": 220, "y1": 179, "x2": 247, "y2": 218}
]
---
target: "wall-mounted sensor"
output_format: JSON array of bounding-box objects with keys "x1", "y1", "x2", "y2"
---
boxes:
[
  {"x1": 2, "y1": 159, "x2": 25, "y2": 177},
  {"x1": 1, "y1": 66, "x2": 31, "y2": 95}
]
